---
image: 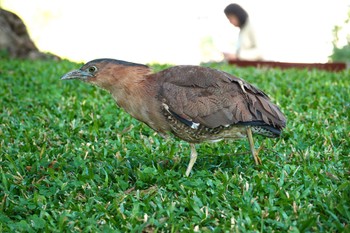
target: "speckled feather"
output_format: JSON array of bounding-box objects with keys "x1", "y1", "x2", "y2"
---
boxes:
[{"x1": 154, "y1": 65, "x2": 286, "y2": 142}]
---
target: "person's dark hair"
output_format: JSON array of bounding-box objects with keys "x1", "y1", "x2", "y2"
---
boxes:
[{"x1": 224, "y1": 3, "x2": 248, "y2": 28}]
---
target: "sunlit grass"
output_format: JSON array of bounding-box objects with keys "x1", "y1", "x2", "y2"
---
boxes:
[{"x1": 0, "y1": 58, "x2": 349, "y2": 232}]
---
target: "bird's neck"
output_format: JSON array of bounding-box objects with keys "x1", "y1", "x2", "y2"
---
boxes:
[
  {"x1": 105, "y1": 67, "x2": 164, "y2": 130},
  {"x1": 111, "y1": 77, "x2": 155, "y2": 110},
  {"x1": 107, "y1": 68, "x2": 151, "y2": 103}
]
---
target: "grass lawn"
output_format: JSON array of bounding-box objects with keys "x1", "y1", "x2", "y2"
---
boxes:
[{"x1": 0, "y1": 58, "x2": 349, "y2": 232}]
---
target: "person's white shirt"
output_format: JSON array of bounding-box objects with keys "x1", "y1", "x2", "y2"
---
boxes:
[{"x1": 236, "y1": 18, "x2": 263, "y2": 60}]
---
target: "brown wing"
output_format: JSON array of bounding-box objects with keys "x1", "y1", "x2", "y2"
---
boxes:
[{"x1": 156, "y1": 65, "x2": 286, "y2": 131}]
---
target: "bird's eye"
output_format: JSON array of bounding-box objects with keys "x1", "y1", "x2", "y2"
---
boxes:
[{"x1": 88, "y1": 66, "x2": 97, "y2": 73}]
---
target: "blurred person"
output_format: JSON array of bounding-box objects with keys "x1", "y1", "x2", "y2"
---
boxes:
[{"x1": 223, "y1": 3, "x2": 262, "y2": 61}]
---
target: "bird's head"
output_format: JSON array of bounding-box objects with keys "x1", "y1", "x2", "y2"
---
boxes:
[
  {"x1": 61, "y1": 61, "x2": 98, "y2": 82},
  {"x1": 61, "y1": 58, "x2": 151, "y2": 89}
]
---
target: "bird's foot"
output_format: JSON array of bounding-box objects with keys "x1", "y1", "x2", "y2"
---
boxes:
[
  {"x1": 253, "y1": 143, "x2": 264, "y2": 165},
  {"x1": 185, "y1": 144, "x2": 197, "y2": 176},
  {"x1": 253, "y1": 152, "x2": 262, "y2": 165}
]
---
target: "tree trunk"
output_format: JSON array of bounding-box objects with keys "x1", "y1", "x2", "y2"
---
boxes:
[{"x1": 0, "y1": 8, "x2": 59, "y2": 60}]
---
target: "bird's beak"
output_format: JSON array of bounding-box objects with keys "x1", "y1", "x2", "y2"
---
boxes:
[{"x1": 61, "y1": 70, "x2": 93, "y2": 81}]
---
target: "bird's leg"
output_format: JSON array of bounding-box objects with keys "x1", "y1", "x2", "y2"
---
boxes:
[
  {"x1": 246, "y1": 127, "x2": 262, "y2": 165},
  {"x1": 185, "y1": 143, "x2": 198, "y2": 176}
]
